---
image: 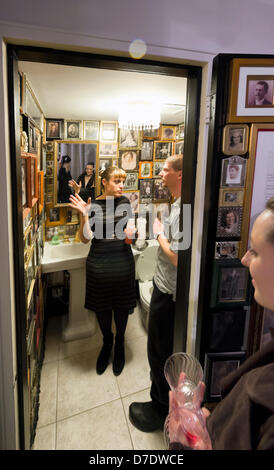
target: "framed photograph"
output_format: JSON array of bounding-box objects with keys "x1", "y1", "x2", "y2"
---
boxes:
[
  {"x1": 261, "y1": 308, "x2": 274, "y2": 347},
  {"x1": 123, "y1": 191, "x2": 139, "y2": 214},
  {"x1": 99, "y1": 158, "x2": 112, "y2": 172},
  {"x1": 142, "y1": 128, "x2": 160, "y2": 140},
  {"x1": 119, "y1": 129, "x2": 141, "y2": 149},
  {"x1": 22, "y1": 76, "x2": 44, "y2": 132},
  {"x1": 153, "y1": 161, "x2": 164, "y2": 178},
  {"x1": 241, "y1": 124, "x2": 274, "y2": 257},
  {"x1": 28, "y1": 119, "x2": 36, "y2": 154},
  {"x1": 25, "y1": 155, "x2": 38, "y2": 207},
  {"x1": 208, "y1": 309, "x2": 248, "y2": 352},
  {"x1": 210, "y1": 259, "x2": 251, "y2": 308},
  {"x1": 152, "y1": 202, "x2": 170, "y2": 223},
  {"x1": 38, "y1": 170, "x2": 44, "y2": 215},
  {"x1": 139, "y1": 179, "x2": 154, "y2": 201},
  {"x1": 100, "y1": 121, "x2": 118, "y2": 143},
  {"x1": 119, "y1": 150, "x2": 139, "y2": 171},
  {"x1": 21, "y1": 156, "x2": 32, "y2": 220},
  {"x1": 227, "y1": 58, "x2": 274, "y2": 122},
  {"x1": 99, "y1": 142, "x2": 118, "y2": 157},
  {"x1": 54, "y1": 140, "x2": 99, "y2": 206},
  {"x1": 176, "y1": 123, "x2": 185, "y2": 140},
  {"x1": 215, "y1": 241, "x2": 240, "y2": 259},
  {"x1": 139, "y1": 161, "x2": 153, "y2": 179},
  {"x1": 124, "y1": 172, "x2": 139, "y2": 191},
  {"x1": 154, "y1": 141, "x2": 173, "y2": 160},
  {"x1": 204, "y1": 352, "x2": 246, "y2": 401},
  {"x1": 46, "y1": 119, "x2": 64, "y2": 141},
  {"x1": 153, "y1": 178, "x2": 171, "y2": 201},
  {"x1": 83, "y1": 120, "x2": 99, "y2": 140},
  {"x1": 46, "y1": 205, "x2": 65, "y2": 227},
  {"x1": 222, "y1": 124, "x2": 249, "y2": 156},
  {"x1": 216, "y1": 206, "x2": 243, "y2": 238},
  {"x1": 161, "y1": 125, "x2": 176, "y2": 140},
  {"x1": 220, "y1": 156, "x2": 247, "y2": 188},
  {"x1": 218, "y1": 188, "x2": 244, "y2": 207},
  {"x1": 140, "y1": 141, "x2": 154, "y2": 161},
  {"x1": 175, "y1": 140, "x2": 184, "y2": 155},
  {"x1": 65, "y1": 120, "x2": 83, "y2": 140}
]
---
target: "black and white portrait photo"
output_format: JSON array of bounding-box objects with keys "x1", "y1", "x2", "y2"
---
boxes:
[
  {"x1": 219, "y1": 266, "x2": 248, "y2": 302},
  {"x1": 140, "y1": 141, "x2": 153, "y2": 161},
  {"x1": 221, "y1": 156, "x2": 247, "y2": 188},
  {"x1": 216, "y1": 206, "x2": 243, "y2": 238},
  {"x1": 153, "y1": 178, "x2": 170, "y2": 201},
  {"x1": 139, "y1": 179, "x2": 153, "y2": 201},
  {"x1": 154, "y1": 141, "x2": 173, "y2": 160},
  {"x1": 119, "y1": 129, "x2": 139, "y2": 148},
  {"x1": 246, "y1": 78, "x2": 274, "y2": 107},
  {"x1": 65, "y1": 120, "x2": 82, "y2": 139},
  {"x1": 124, "y1": 172, "x2": 138, "y2": 191},
  {"x1": 215, "y1": 241, "x2": 239, "y2": 259},
  {"x1": 153, "y1": 161, "x2": 164, "y2": 177}
]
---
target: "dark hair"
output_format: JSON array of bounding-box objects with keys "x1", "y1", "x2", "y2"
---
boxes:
[
  {"x1": 257, "y1": 80, "x2": 269, "y2": 93},
  {"x1": 265, "y1": 197, "x2": 274, "y2": 244}
]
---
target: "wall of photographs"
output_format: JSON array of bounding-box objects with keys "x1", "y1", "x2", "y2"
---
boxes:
[
  {"x1": 19, "y1": 73, "x2": 46, "y2": 443},
  {"x1": 44, "y1": 118, "x2": 185, "y2": 241},
  {"x1": 201, "y1": 56, "x2": 274, "y2": 403}
]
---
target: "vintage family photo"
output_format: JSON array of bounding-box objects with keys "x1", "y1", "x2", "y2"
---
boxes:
[
  {"x1": 65, "y1": 120, "x2": 82, "y2": 139},
  {"x1": 120, "y1": 151, "x2": 139, "y2": 171},
  {"x1": 222, "y1": 124, "x2": 249, "y2": 155},
  {"x1": 220, "y1": 156, "x2": 247, "y2": 188},
  {"x1": 246, "y1": 77, "x2": 274, "y2": 107},
  {"x1": 216, "y1": 206, "x2": 243, "y2": 238},
  {"x1": 154, "y1": 141, "x2": 173, "y2": 160}
]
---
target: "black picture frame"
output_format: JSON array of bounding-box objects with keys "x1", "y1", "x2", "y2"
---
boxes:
[
  {"x1": 46, "y1": 118, "x2": 64, "y2": 141},
  {"x1": 204, "y1": 351, "x2": 246, "y2": 401},
  {"x1": 207, "y1": 309, "x2": 248, "y2": 352},
  {"x1": 216, "y1": 205, "x2": 243, "y2": 239},
  {"x1": 210, "y1": 259, "x2": 252, "y2": 308}
]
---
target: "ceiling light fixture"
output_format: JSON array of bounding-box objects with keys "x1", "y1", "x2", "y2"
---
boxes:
[{"x1": 118, "y1": 101, "x2": 160, "y2": 130}]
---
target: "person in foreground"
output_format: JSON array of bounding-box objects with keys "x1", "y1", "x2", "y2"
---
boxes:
[
  {"x1": 69, "y1": 166, "x2": 136, "y2": 376},
  {"x1": 168, "y1": 197, "x2": 274, "y2": 450},
  {"x1": 129, "y1": 154, "x2": 183, "y2": 432}
]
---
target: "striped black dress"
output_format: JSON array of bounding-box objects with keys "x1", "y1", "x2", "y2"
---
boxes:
[{"x1": 85, "y1": 196, "x2": 136, "y2": 313}]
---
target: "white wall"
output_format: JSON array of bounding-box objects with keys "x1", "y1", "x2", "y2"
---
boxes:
[{"x1": 0, "y1": 0, "x2": 273, "y2": 448}]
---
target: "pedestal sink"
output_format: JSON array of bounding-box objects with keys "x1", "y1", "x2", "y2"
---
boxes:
[{"x1": 41, "y1": 241, "x2": 97, "y2": 342}]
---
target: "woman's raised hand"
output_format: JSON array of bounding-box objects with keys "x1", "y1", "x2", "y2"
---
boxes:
[
  {"x1": 69, "y1": 194, "x2": 91, "y2": 216},
  {"x1": 68, "y1": 179, "x2": 82, "y2": 194}
]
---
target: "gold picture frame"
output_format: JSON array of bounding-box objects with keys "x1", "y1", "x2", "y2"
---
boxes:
[
  {"x1": 218, "y1": 188, "x2": 244, "y2": 207},
  {"x1": 222, "y1": 124, "x2": 249, "y2": 156},
  {"x1": 227, "y1": 58, "x2": 274, "y2": 123}
]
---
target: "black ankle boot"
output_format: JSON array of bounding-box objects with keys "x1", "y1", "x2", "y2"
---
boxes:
[
  {"x1": 112, "y1": 340, "x2": 125, "y2": 376},
  {"x1": 96, "y1": 335, "x2": 113, "y2": 375}
]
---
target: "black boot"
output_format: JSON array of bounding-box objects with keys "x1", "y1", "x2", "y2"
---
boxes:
[
  {"x1": 96, "y1": 334, "x2": 113, "y2": 375},
  {"x1": 112, "y1": 339, "x2": 125, "y2": 376}
]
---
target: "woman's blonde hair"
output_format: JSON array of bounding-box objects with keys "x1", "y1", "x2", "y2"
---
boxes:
[{"x1": 99, "y1": 166, "x2": 126, "y2": 192}]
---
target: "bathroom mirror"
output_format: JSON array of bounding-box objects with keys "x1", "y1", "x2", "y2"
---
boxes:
[{"x1": 54, "y1": 140, "x2": 99, "y2": 206}]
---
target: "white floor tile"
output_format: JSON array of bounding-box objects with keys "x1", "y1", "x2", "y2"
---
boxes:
[{"x1": 56, "y1": 400, "x2": 133, "y2": 450}]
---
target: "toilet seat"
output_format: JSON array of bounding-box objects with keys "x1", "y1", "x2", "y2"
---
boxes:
[
  {"x1": 135, "y1": 241, "x2": 158, "y2": 282},
  {"x1": 139, "y1": 280, "x2": 153, "y2": 310}
]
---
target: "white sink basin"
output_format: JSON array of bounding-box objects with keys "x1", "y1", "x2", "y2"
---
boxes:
[{"x1": 42, "y1": 241, "x2": 90, "y2": 273}]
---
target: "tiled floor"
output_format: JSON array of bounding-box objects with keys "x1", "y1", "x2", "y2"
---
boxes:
[{"x1": 32, "y1": 304, "x2": 166, "y2": 450}]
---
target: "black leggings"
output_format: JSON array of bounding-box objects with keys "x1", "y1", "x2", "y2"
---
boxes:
[{"x1": 96, "y1": 309, "x2": 129, "y2": 343}]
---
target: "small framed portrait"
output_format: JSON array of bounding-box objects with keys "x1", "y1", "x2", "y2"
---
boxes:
[
  {"x1": 38, "y1": 170, "x2": 44, "y2": 215},
  {"x1": 175, "y1": 140, "x2": 184, "y2": 155},
  {"x1": 227, "y1": 58, "x2": 274, "y2": 122},
  {"x1": 208, "y1": 310, "x2": 248, "y2": 352},
  {"x1": 153, "y1": 161, "x2": 164, "y2": 178},
  {"x1": 46, "y1": 119, "x2": 64, "y2": 141},
  {"x1": 124, "y1": 172, "x2": 139, "y2": 191},
  {"x1": 140, "y1": 141, "x2": 154, "y2": 161},
  {"x1": 100, "y1": 121, "x2": 118, "y2": 143},
  {"x1": 123, "y1": 191, "x2": 139, "y2": 214},
  {"x1": 215, "y1": 241, "x2": 240, "y2": 259},
  {"x1": 142, "y1": 128, "x2": 160, "y2": 140},
  {"x1": 83, "y1": 120, "x2": 100, "y2": 140},
  {"x1": 139, "y1": 179, "x2": 154, "y2": 202},
  {"x1": 220, "y1": 156, "x2": 247, "y2": 188},
  {"x1": 99, "y1": 142, "x2": 118, "y2": 157},
  {"x1": 46, "y1": 205, "x2": 65, "y2": 227},
  {"x1": 154, "y1": 141, "x2": 173, "y2": 160},
  {"x1": 204, "y1": 352, "x2": 246, "y2": 401},
  {"x1": 152, "y1": 202, "x2": 170, "y2": 223},
  {"x1": 218, "y1": 188, "x2": 244, "y2": 207},
  {"x1": 119, "y1": 129, "x2": 140, "y2": 149},
  {"x1": 153, "y1": 178, "x2": 171, "y2": 201},
  {"x1": 120, "y1": 150, "x2": 139, "y2": 171},
  {"x1": 246, "y1": 77, "x2": 274, "y2": 108},
  {"x1": 161, "y1": 125, "x2": 176, "y2": 140},
  {"x1": 99, "y1": 158, "x2": 112, "y2": 172},
  {"x1": 65, "y1": 120, "x2": 82, "y2": 140},
  {"x1": 222, "y1": 124, "x2": 249, "y2": 156},
  {"x1": 216, "y1": 206, "x2": 243, "y2": 238},
  {"x1": 210, "y1": 259, "x2": 251, "y2": 308},
  {"x1": 139, "y1": 161, "x2": 153, "y2": 179},
  {"x1": 176, "y1": 123, "x2": 185, "y2": 140}
]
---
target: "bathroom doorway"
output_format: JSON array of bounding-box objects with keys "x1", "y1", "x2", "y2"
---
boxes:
[{"x1": 7, "y1": 44, "x2": 201, "y2": 449}]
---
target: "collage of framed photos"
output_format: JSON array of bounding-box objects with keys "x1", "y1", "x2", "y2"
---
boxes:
[
  {"x1": 204, "y1": 58, "x2": 274, "y2": 400},
  {"x1": 44, "y1": 119, "x2": 184, "y2": 221}
]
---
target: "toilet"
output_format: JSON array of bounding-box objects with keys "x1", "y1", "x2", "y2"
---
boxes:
[{"x1": 135, "y1": 240, "x2": 159, "y2": 330}]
